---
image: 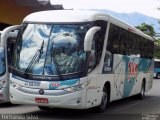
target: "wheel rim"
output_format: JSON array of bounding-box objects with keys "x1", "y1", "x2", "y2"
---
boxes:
[
  {"x1": 158, "y1": 74, "x2": 160, "y2": 79},
  {"x1": 141, "y1": 82, "x2": 145, "y2": 96},
  {"x1": 101, "y1": 89, "x2": 108, "y2": 109}
]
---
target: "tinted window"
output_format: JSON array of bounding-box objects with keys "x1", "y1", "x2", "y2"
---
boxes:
[
  {"x1": 88, "y1": 20, "x2": 107, "y2": 70},
  {"x1": 107, "y1": 23, "x2": 154, "y2": 59}
]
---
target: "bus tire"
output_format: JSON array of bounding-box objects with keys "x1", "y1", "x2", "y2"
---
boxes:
[
  {"x1": 94, "y1": 86, "x2": 109, "y2": 112},
  {"x1": 38, "y1": 106, "x2": 50, "y2": 111},
  {"x1": 137, "y1": 80, "x2": 145, "y2": 99},
  {"x1": 156, "y1": 73, "x2": 160, "y2": 79}
]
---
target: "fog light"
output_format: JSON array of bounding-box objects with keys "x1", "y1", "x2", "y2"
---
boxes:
[{"x1": 77, "y1": 99, "x2": 81, "y2": 103}]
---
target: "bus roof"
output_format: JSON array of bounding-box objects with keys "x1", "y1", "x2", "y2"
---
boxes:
[
  {"x1": 23, "y1": 10, "x2": 154, "y2": 41},
  {"x1": 23, "y1": 10, "x2": 107, "y2": 23}
]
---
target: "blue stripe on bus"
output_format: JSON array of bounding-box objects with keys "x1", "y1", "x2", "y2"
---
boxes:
[
  {"x1": 49, "y1": 78, "x2": 79, "y2": 90},
  {"x1": 123, "y1": 56, "x2": 151, "y2": 97}
]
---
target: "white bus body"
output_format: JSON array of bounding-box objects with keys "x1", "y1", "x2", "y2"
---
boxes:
[{"x1": 7, "y1": 10, "x2": 154, "y2": 111}]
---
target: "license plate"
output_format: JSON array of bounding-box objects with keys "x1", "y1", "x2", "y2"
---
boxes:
[{"x1": 35, "y1": 98, "x2": 48, "y2": 103}]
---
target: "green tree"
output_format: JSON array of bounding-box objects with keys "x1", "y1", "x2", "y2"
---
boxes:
[
  {"x1": 135, "y1": 23, "x2": 156, "y2": 37},
  {"x1": 154, "y1": 38, "x2": 160, "y2": 59}
]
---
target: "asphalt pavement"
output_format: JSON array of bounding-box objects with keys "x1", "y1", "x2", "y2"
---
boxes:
[{"x1": 0, "y1": 79, "x2": 160, "y2": 120}]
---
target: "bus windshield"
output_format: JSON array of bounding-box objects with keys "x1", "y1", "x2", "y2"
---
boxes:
[
  {"x1": 13, "y1": 23, "x2": 90, "y2": 78},
  {"x1": 0, "y1": 47, "x2": 5, "y2": 76},
  {"x1": 154, "y1": 60, "x2": 160, "y2": 68}
]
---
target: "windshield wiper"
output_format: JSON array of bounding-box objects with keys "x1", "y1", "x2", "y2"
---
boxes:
[{"x1": 24, "y1": 40, "x2": 44, "y2": 75}]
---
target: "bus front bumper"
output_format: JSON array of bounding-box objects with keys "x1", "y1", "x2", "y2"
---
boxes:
[{"x1": 10, "y1": 86, "x2": 87, "y2": 109}]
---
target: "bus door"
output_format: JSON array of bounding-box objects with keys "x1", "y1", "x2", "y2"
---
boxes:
[
  {"x1": 7, "y1": 39, "x2": 16, "y2": 70},
  {"x1": 6, "y1": 30, "x2": 19, "y2": 72},
  {"x1": 113, "y1": 54, "x2": 125, "y2": 99}
]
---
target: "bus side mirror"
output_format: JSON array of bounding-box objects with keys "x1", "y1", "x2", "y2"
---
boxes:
[
  {"x1": 0, "y1": 25, "x2": 21, "y2": 46},
  {"x1": 84, "y1": 26, "x2": 101, "y2": 51}
]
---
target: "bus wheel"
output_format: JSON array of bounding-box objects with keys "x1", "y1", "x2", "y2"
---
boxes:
[
  {"x1": 137, "y1": 81, "x2": 145, "y2": 99},
  {"x1": 38, "y1": 106, "x2": 50, "y2": 111},
  {"x1": 156, "y1": 73, "x2": 160, "y2": 79},
  {"x1": 94, "y1": 87, "x2": 109, "y2": 112}
]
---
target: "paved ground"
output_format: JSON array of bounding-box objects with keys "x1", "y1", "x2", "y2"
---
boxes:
[{"x1": 0, "y1": 79, "x2": 160, "y2": 120}]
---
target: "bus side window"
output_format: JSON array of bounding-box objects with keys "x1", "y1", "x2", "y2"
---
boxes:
[
  {"x1": 88, "y1": 31, "x2": 106, "y2": 71},
  {"x1": 88, "y1": 37, "x2": 96, "y2": 70},
  {"x1": 88, "y1": 20, "x2": 107, "y2": 72}
]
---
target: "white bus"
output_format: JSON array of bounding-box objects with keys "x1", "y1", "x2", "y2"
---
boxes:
[
  {"x1": 153, "y1": 59, "x2": 160, "y2": 79},
  {"x1": 0, "y1": 28, "x2": 18, "y2": 103},
  {"x1": 5, "y1": 10, "x2": 154, "y2": 112}
]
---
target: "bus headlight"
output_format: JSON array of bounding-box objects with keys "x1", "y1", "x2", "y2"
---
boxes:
[
  {"x1": 63, "y1": 82, "x2": 88, "y2": 93},
  {"x1": 10, "y1": 81, "x2": 22, "y2": 89}
]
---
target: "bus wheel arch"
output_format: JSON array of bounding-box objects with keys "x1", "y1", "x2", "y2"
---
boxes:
[
  {"x1": 156, "y1": 72, "x2": 160, "y2": 79},
  {"x1": 137, "y1": 78, "x2": 146, "y2": 99},
  {"x1": 104, "y1": 82, "x2": 111, "y2": 105},
  {"x1": 94, "y1": 81, "x2": 110, "y2": 112}
]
